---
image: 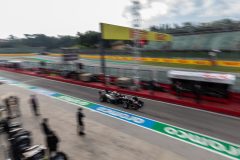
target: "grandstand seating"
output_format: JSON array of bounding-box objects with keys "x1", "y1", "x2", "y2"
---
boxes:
[{"x1": 146, "y1": 31, "x2": 240, "y2": 51}]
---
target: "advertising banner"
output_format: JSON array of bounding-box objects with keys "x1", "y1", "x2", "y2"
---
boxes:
[{"x1": 101, "y1": 23, "x2": 172, "y2": 41}]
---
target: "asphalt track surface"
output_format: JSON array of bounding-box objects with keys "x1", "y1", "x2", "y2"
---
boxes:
[
  {"x1": 0, "y1": 70, "x2": 239, "y2": 145},
  {"x1": 0, "y1": 82, "x2": 226, "y2": 160}
]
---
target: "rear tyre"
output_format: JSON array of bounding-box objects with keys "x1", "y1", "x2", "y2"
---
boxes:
[{"x1": 123, "y1": 102, "x2": 129, "y2": 109}]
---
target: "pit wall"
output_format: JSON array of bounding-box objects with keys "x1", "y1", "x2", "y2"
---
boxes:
[{"x1": 49, "y1": 53, "x2": 240, "y2": 67}]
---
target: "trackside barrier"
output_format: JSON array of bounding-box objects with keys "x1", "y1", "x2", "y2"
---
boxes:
[
  {"x1": 19, "y1": 61, "x2": 170, "y2": 83},
  {"x1": 19, "y1": 61, "x2": 240, "y2": 91},
  {"x1": 1, "y1": 67, "x2": 240, "y2": 118}
]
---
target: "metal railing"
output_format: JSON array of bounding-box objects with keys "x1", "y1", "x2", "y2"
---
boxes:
[{"x1": 19, "y1": 61, "x2": 240, "y2": 92}]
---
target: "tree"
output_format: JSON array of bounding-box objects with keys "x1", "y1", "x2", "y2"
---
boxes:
[
  {"x1": 149, "y1": 18, "x2": 240, "y2": 35},
  {"x1": 77, "y1": 31, "x2": 101, "y2": 48},
  {"x1": 57, "y1": 35, "x2": 77, "y2": 48},
  {"x1": 0, "y1": 34, "x2": 78, "y2": 50},
  {"x1": 8, "y1": 35, "x2": 17, "y2": 40}
]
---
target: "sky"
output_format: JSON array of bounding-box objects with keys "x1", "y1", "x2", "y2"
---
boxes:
[{"x1": 0, "y1": 0, "x2": 239, "y2": 38}]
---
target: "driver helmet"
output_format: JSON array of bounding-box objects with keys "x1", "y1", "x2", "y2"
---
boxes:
[{"x1": 133, "y1": 96, "x2": 138, "y2": 101}]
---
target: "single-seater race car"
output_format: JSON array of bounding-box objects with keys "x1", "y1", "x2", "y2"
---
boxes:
[
  {"x1": 98, "y1": 90, "x2": 144, "y2": 110},
  {"x1": 121, "y1": 96, "x2": 144, "y2": 110},
  {"x1": 98, "y1": 90, "x2": 125, "y2": 104}
]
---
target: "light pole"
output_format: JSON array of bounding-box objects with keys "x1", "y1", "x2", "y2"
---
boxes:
[{"x1": 130, "y1": 0, "x2": 142, "y2": 90}]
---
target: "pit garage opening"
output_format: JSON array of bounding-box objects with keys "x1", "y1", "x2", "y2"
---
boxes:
[{"x1": 168, "y1": 70, "x2": 236, "y2": 101}]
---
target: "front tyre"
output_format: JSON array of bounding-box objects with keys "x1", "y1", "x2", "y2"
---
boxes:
[
  {"x1": 133, "y1": 105, "x2": 140, "y2": 110},
  {"x1": 106, "y1": 98, "x2": 111, "y2": 103},
  {"x1": 99, "y1": 96, "x2": 104, "y2": 102}
]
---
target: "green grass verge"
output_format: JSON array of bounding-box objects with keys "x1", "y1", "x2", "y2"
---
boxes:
[{"x1": 142, "y1": 62, "x2": 240, "y2": 73}]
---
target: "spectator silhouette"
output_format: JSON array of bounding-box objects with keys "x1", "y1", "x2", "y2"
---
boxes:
[
  {"x1": 41, "y1": 118, "x2": 52, "y2": 136},
  {"x1": 47, "y1": 131, "x2": 60, "y2": 156},
  {"x1": 77, "y1": 107, "x2": 85, "y2": 136},
  {"x1": 29, "y1": 95, "x2": 40, "y2": 116}
]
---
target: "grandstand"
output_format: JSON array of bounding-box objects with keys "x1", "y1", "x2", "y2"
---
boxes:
[
  {"x1": 144, "y1": 31, "x2": 240, "y2": 60},
  {"x1": 146, "y1": 31, "x2": 240, "y2": 51}
]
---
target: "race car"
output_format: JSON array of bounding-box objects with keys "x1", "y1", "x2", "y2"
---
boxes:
[
  {"x1": 122, "y1": 96, "x2": 144, "y2": 110},
  {"x1": 98, "y1": 90, "x2": 144, "y2": 110},
  {"x1": 98, "y1": 90, "x2": 125, "y2": 104}
]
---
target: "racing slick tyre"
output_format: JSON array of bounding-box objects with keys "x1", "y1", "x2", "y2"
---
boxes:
[
  {"x1": 99, "y1": 96, "x2": 104, "y2": 102},
  {"x1": 122, "y1": 102, "x2": 129, "y2": 109},
  {"x1": 132, "y1": 106, "x2": 140, "y2": 110},
  {"x1": 106, "y1": 98, "x2": 111, "y2": 103}
]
